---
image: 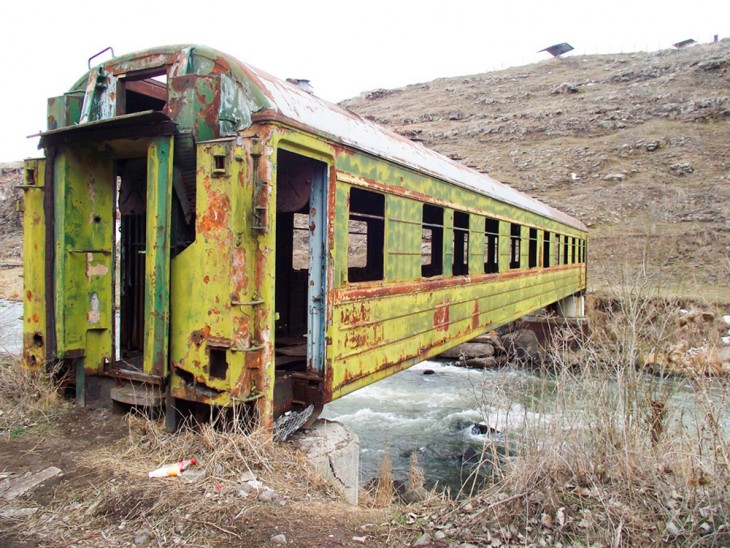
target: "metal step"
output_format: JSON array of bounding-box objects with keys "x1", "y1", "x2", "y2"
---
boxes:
[{"x1": 111, "y1": 384, "x2": 164, "y2": 407}]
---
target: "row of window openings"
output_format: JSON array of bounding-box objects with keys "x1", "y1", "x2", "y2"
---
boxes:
[
  {"x1": 292, "y1": 188, "x2": 585, "y2": 282},
  {"x1": 422, "y1": 207, "x2": 585, "y2": 278}
]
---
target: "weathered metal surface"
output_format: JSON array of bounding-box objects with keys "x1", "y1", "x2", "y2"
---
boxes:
[
  {"x1": 52, "y1": 146, "x2": 114, "y2": 372},
  {"x1": 144, "y1": 137, "x2": 174, "y2": 377},
  {"x1": 47, "y1": 93, "x2": 82, "y2": 130},
  {"x1": 21, "y1": 159, "x2": 47, "y2": 372},
  {"x1": 25, "y1": 44, "x2": 588, "y2": 430}
]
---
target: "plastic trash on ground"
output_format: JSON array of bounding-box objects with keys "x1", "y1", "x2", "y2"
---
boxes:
[{"x1": 148, "y1": 458, "x2": 196, "y2": 478}]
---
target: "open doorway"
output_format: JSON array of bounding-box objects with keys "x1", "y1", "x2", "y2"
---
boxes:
[
  {"x1": 273, "y1": 149, "x2": 328, "y2": 414},
  {"x1": 116, "y1": 158, "x2": 148, "y2": 370},
  {"x1": 112, "y1": 148, "x2": 195, "y2": 373}
]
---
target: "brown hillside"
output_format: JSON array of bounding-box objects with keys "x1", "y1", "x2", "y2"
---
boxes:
[{"x1": 341, "y1": 40, "x2": 730, "y2": 302}]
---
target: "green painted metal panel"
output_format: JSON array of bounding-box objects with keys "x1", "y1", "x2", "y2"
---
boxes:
[
  {"x1": 144, "y1": 137, "x2": 174, "y2": 377},
  {"x1": 385, "y1": 195, "x2": 420, "y2": 281},
  {"x1": 21, "y1": 159, "x2": 47, "y2": 371},
  {"x1": 53, "y1": 147, "x2": 114, "y2": 371}
]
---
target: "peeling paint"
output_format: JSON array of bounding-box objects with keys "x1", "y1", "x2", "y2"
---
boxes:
[{"x1": 87, "y1": 293, "x2": 101, "y2": 324}]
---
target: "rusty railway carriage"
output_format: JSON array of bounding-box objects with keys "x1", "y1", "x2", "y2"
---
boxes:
[{"x1": 21, "y1": 45, "x2": 587, "y2": 429}]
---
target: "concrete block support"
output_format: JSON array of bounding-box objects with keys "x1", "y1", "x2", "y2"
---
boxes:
[
  {"x1": 292, "y1": 419, "x2": 359, "y2": 504},
  {"x1": 556, "y1": 293, "x2": 585, "y2": 319}
]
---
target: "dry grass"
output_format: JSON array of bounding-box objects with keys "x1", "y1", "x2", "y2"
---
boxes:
[
  {"x1": 0, "y1": 355, "x2": 69, "y2": 436},
  {"x1": 374, "y1": 451, "x2": 394, "y2": 507},
  {"x1": 427, "y1": 262, "x2": 730, "y2": 546},
  {"x1": 2, "y1": 407, "x2": 364, "y2": 546}
]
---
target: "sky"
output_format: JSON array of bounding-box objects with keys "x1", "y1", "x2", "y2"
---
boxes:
[{"x1": 1, "y1": 0, "x2": 727, "y2": 162}]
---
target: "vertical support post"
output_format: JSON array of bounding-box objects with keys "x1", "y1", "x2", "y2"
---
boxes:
[
  {"x1": 74, "y1": 358, "x2": 86, "y2": 406},
  {"x1": 144, "y1": 136, "x2": 174, "y2": 378},
  {"x1": 165, "y1": 382, "x2": 178, "y2": 432},
  {"x1": 307, "y1": 164, "x2": 327, "y2": 375},
  {"x1": 556, "y1": 294, "x2": 586, "y2": 319}
]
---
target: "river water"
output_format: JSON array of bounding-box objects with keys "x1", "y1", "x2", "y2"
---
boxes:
[
  {"x1": 322, "y1": 359, "x2": 730, "y2": 492},
  {"x1": 0, "y1": 299, "x2": 22, "y2": 354},
  {"x1": 2, "y1": 298, "x2": 727, "y2": 492}
]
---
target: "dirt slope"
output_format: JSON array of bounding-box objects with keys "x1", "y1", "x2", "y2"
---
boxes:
[
  {"x1": 0, "y1": 163, "x2": 23, "y2": 300},
  {"x1": 341, "y1": 40, "x2": 730, "y2": 302}
]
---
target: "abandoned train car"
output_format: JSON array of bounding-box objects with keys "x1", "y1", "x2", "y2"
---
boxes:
[{"x1": 21, "y1": 45, "x2": 587, "y2": 429}]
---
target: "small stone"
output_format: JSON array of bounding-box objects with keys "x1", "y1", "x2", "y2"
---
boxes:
[
  {"x1": 463, "y1": 502, "x2": 474, "y2": 513},
  {"x1": 666, "y1": 521, "x2": 681, "y2": 537},
  {"x1": 602, "y1": 173, "x2": 626, "y2": 181},
  {"x1": 434, "y1": 530, "x2": 447, "y2": 540},
  {"x1": 258, "y1": 488, "x2": 276, "y2": 503},
  {"x1": 239, "y1": 470, "x2": 256, "y2": 483},
  {"x1": 404, "y1": 488, "x2": 430, "y2": 504},
  {"x1": 412, "y1": 532, "x2": 432, "y2": 546},
  {"x1": 352, "y1": 536, "x2": 367, "y2": 543},
  {"x1": 181, "y1": 470, "x2": 206, "y2": 481},
  {"x1": 134, "y1": 531, "x2": 152, "y2": 545},
  {"x1": 270, "y1": 533, "x2": 287, "y2": 544},
  {"x1": 242, "y1": 479, "x2": 263, "y2": 493}
]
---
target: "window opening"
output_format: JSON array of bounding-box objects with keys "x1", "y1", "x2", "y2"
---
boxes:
[
  {"x1": 571, "y1": 238, "x2": 576, "y2": 264},
  {"x1": 452, "y1": 211, "x2": 470, "y2": 276},
  {"x1": 209, "y1": 348, "x2": 228, "y2": 380},
  {"x1": 348, "y1": 188, "x2": 384, "y2": 282},
  {"x1": 117, "y1": 69, "x2": 168, "y2": 115},
  {"x1": 528, "y1": 227, "x2": 538, "y2": 268},
  {"x1": 422, "y1": 204, "x2": 444, "y2": 278},
  {"x1": 510, "y1": 223, "x2": 521, "y2": 269},
  {"x1": 484, "y1": 218, "x2": 499, "y2": 274},
  {"x1": 555, "y1": 234, "x2": 561, "y2": 265},
  {"x1": 563, "y1": 235, "x2": 569, "y2": 265},
  {"x1": 543, "y1": 230, "x2": 551, "y2": 267},
  {"x1": 292, "y1": 213, "x2": 310, "y2": 270}
]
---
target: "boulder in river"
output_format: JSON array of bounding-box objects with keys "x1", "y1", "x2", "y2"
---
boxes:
[
  {"x1": 501, "y1": 329, "x2": 542, "y2": 363},
  {"x1": 439, "y1": 342, "x2": 495, "y2": 360}
]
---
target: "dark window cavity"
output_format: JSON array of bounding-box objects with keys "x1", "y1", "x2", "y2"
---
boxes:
[
  {"x1": 543, "y1": 230, "x2": 551, "y2": 267},
  {"x1": 348, "y1": 188, "x2": 384, "y2": 282},
  {"x1": 528, "y1": 227, "x2": 538, "y2": 269},
  {"x1": 452, "y1": 211, "x2": 470, "y2": 276},
  {"x1": 422, "y1": 205, "x2": 444, "y2": 278},
  {"x1": 484, "y1": 218, "x2": 499, "y2": 274},
  {"x1": 510, "y1": 223, "x2": 521, "y2": 269}
]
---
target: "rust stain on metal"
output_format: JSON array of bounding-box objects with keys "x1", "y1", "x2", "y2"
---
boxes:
[
  {"x1": 198, "y1": 189, "x2": 230, "y2": 234},
  {"x1": 231, "y1": 247, "x2": 249, "y2": 294},
  {"x1": 340, "y1": 302, "x2": 371, "y2": 324},
  {"x1": 189, "y1": 326, "x2": 211, "y2": 346},
  {"x1": 433, "y1": 299, "x2": 450, "y2": 332},
  {"x1": 232, "y1": 314, "x2": 251, "y2": 342}
]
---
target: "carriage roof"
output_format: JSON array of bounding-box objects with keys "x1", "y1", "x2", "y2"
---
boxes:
[{"x1": 71, "y1": 45, "x2": 586, "y2": 231}]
